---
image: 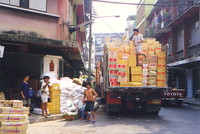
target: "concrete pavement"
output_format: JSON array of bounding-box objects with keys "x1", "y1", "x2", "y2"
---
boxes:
[
  {"x1": 183, "y1": 97, "x2": 200, "y2": 107},
  {"x1": 27, "y1": 104, "x2": 200, "y2": 134}
]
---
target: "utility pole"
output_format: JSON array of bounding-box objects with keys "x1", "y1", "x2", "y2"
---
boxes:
[{"x1": 88, "y1": 0, "x2": 93, "y2": 82}]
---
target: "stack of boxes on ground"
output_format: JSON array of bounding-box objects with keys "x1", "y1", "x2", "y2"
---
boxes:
[
  {"x1": 47, "y1": 84, "x2": 61, "y2": 114},
  {"x1": 0, "y1": 100, "x2": 29, "y2": 134},
  {"x1": 44, "y1": 77, "x2": 85, "y2": 115},
  {"x1": 106, "y1": 38, "x2": 166, "y2": 87}
]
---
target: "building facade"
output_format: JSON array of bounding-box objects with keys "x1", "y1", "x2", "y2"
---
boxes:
[
  {"x1": 125, "y1": 15, "x2": 137, "y2": 39},
  {"x1": 93, "y1": 33, "x2": 124, "y2": 65},
  {"x1": 136, "y1": 0, "x2": 157, "y2": 36},
  {"x1": 146, "y1": 0, "x2": 200, "y2": 98},
  {"x1": 0, "y1": 0, "x2": 87, "y2": 99}
]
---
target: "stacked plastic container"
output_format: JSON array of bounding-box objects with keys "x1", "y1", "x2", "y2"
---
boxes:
[{"x1": 48, "y1": 84, "x2": 61, "y2": 114}]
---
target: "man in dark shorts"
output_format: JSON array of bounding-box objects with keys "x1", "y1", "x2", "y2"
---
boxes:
[
  {"x1": 83, "y1": 83, "x2": 98, "y2": 123},
  {"x1": 20, "y1": 74, "x2": 31, "y2": 108}
]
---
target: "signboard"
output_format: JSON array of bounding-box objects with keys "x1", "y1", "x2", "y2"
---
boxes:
[{"x1": 0, "y1": 45, "x2": 5, "y2": 58}]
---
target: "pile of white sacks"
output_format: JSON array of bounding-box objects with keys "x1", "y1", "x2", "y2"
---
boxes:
[{"x1": 58, "y1": 77, "x2": 86, "y2": 115}]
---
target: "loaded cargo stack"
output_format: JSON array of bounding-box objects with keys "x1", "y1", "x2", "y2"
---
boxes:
[
  {"x1": 105, "y1": 38, "x2": 167, "y2": 88},
  {"x1": 0, "y1": 100, "x2": 29, "y2": 134}
]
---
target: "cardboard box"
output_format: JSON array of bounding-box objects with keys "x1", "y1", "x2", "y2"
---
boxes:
[
  {"x1": 109, "y1": 77, "x2": 117, "y2": 82},
  {"x1": 117, "y1": 72, "x2": 126, "y2": 76},
  {"x1": 108, "y1": 64, "x2": 117, "y2": 70},
  {"x1": 148, "y1": 70, "x2": 157, "y2": 76},
  {"x1": 158, "y1": 59, "x2": 166, "y2": 65},
  {"x1": 118, "y1": 76, "x2": 127, "y2": 82},
  {"x1": 157, "y1": 66, "x2": 166, "y2": 72},
  {"x1": 131, "y1": 75, "x2": 142, "y2": 82},
  {"x1": 149, "y1": 56, "x2": 157, "y2": 63},
  {"x1": 117, "y1": 53, "x2": 123, "y2": 60},
  {"x1": 146, "y1": 38, "x2": 156, "y2": 44},
  {"x1": 157, "y1": 51, "x2": 166, "y2": 57},
  {"x1": 131, "y1": 67, "x2": 142, "y2": 74},
  {"x1": 108, "y1": 58, "x2": 117, "y2": 64},
  {"x1": 128, "y1": 55, "x2": 137, "y2": 66},
  {"x1": 157, "y1": 73, "x2": 166, "y2": 80},
  {"x1": 157, "y1": 80, "x2": 166, "y2": 87},
  {"x1": 0, "y1": 114, "x2": 28, "y2": 122},
  {"x1": 0, "y1": 107, "x2": 29, "y2": 114},
  {"x1": 0, "y1": 121, "x2": 28, "y2": 130},
  {"x1": 130, "y1": 82, "x2": 142, "y2": 87},
  {"x1": 149, "y1": 51, "x2": 155, "y2": 56},
  {"x1": 12, "y1": 100, "x2": 23, "y2": 108},
  {"x1": 120, "y1": 82, "x2": 130, "y2": 87},
  {"x1": 122, "y1": 54, "x2": 129, "y2": 60},
  {"x1": 143, "y1": 58, "x2": 149, "y2": 64},
  {"x1": 141, "y1": 49, "x2": 148, "y2": 56},
  {"x1": 110, "y1": 82, "x2": 119, "y2": 87},
  {"x1": 130, "y1": 47, "x2": 136, "y2": 55},
  {"x1": 124, "y1": 45, "x2": 130, "y2": 54},
  {"x1": 137, "y1": 55, "x2": 146, "y2": 66},
  {"x1": 109, "y1": 70, "x2": 117, "y2": 76},
  {"x1": 118, "y1": 59, "x2": 128, "y2": 66},
  {"x1": 117, "y1": 65, "x2": 126, "y2": 72},
  {"x1": 108, "y1": 51, "x2": 117, "y2": 59},
  {"x1": 127, "y1": 73, "x2": 130, "y2": 82},
  {"x1": 142, "y1": 43, "x2": 148, "y2": 49}
]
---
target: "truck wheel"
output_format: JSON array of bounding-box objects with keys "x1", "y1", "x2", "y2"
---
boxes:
[{"x1": 177, "y1": 101, "x2": 182, "y2": 107}]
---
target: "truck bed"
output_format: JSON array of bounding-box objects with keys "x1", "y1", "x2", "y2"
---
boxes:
[{"x1": 106, "y1": 87, "x2": 169, "y2": 92}]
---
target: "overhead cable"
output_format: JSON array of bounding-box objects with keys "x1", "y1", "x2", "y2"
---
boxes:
[{"x1": 93, "y1": 0, "x2": 200, "y2": 6}]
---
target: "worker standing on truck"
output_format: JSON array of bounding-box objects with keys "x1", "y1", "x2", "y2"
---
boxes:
[
  {"x1": 83, "y1": 82, "x2": 98, "y2": 123},
  {"x1": 130, "y1": 28, "x2": 144, "y2": 54}
]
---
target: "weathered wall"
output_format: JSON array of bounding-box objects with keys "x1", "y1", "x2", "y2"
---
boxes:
[{"x1": 0, "y1": 7, "x2": 58, "y2": 39}]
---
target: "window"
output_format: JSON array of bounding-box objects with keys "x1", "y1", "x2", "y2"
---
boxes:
[
  {"x1": 0, "y1": 0, "x2": 20, "y2": 6},
  {"x1": 190, "y1": 20, "x2": 200, "y2": 46},
  {"x1": 29, "y1": 0, "x2": 47, "y2": 11},
  {"x1": 20, "y1": 0, "x2": 29, "y2": 8},
  {"x1": 96, "y1": 38, "x2": 101, "y2": 44},
  {"x1": 0, "y1": 0, "x2": 47, "y2": 11},
  {"x1": 176, "y1": 25, "x2": 184, "y2": 51}
]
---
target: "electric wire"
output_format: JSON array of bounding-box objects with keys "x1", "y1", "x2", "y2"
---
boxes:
[{"x1": 93, "y1": 0, "x2": 200, "y2": 6}]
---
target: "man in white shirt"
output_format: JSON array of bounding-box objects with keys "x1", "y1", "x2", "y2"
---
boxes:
[{"x1": 131, "y1": 29, "x2": 144, "y2": 54}]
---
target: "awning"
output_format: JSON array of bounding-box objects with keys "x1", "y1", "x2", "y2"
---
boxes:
[{"x1": 0, "y1": 33, "x2": 84, "y2": 68}]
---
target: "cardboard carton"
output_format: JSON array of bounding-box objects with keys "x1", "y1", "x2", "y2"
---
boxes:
[
  {"x1": 131, "y1": 75, "x2": 142, "y2": 82},
  {"x1": 110, "y1": 82, "x2": 119, "y2": 87},
  {"x1": 108, "y1": 51, "x2": 117, "y2": 59},
  {"x1": 158, "y1": 59, "x2": 166, "y2": 65},
  {"x1": 131, "y1": 67, "x2": 142, "y2": 74},
  {"x1": 12, "y1": 100, "x2": 23, "y2": 108},
  {"x1": 0, "y1": 114, "x2": 28, "y2": 122},
  {"x1": 130, "y1": 82, "x2": 142, "y2": 87},
  {"x1": 120, "y1": 82, "x2": 130, "y2": 87},
  {"x1": 118, "y1": 76, "x2": 127, "y2": 82},
  {"x1": 137, "y1": 55, "x2": 146, "y2": 66},
  {"x1": 0, "y1": 107, "x2": 29, "y2": 114},
  {"x1": 128, "y1": 55, "x2": 137, "y2": 67}
]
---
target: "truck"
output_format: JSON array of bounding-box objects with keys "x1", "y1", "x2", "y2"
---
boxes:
[
  {"x1": 162, "y1": 89, "x2": 186, "y2": 106},
  {"x1": 100, "y1": 39, "x2": 168, "y2": 115}
]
